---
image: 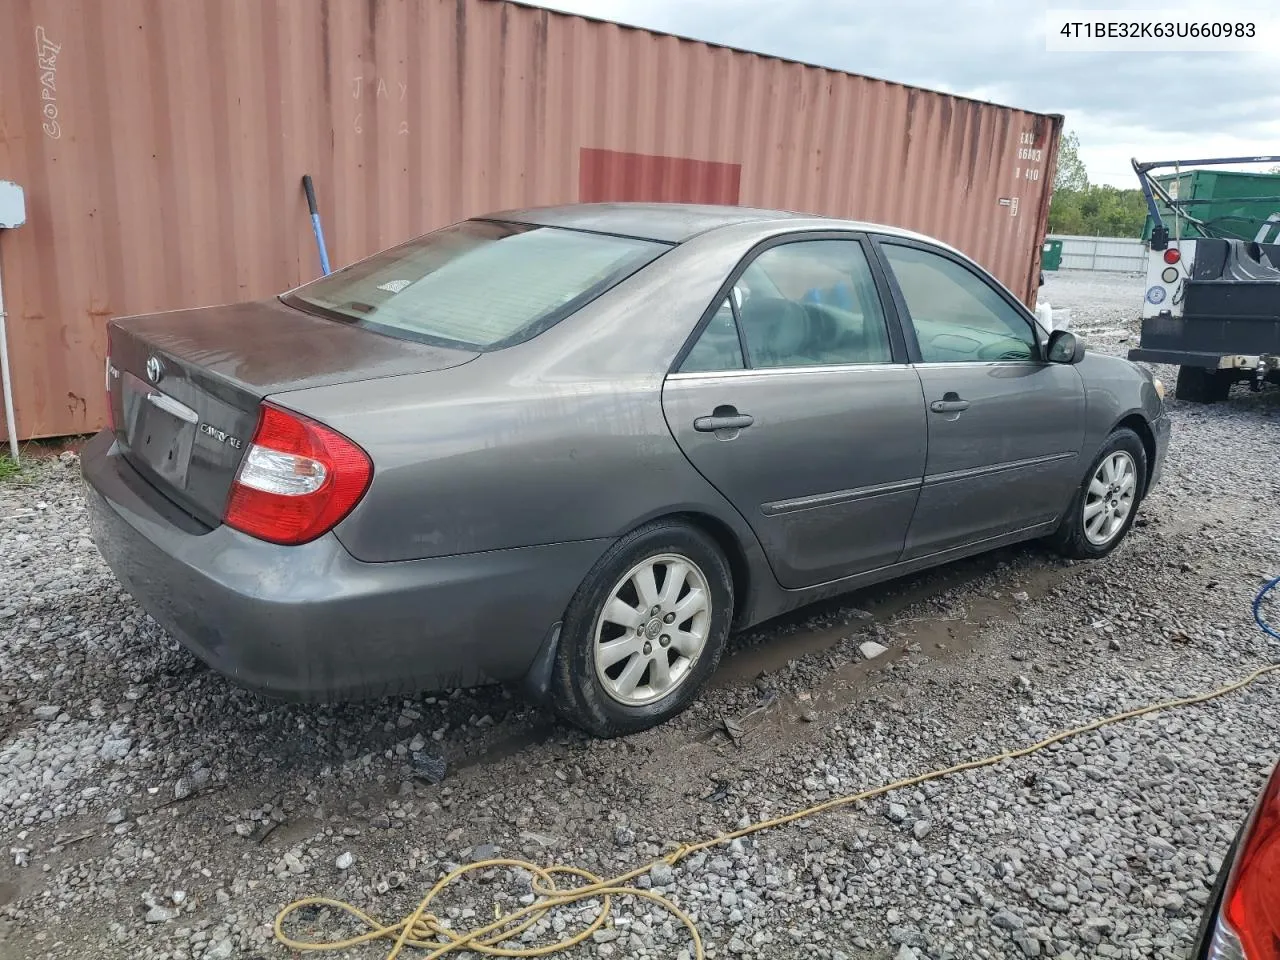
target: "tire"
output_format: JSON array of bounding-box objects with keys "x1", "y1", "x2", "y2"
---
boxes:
[
  {"x1": 1175, "y1": 365, "x2": 1232, "y2": 403},
  {"x1": 1049, "y1": 427, "x2": 1148, "y2": 560},
  {"x1": 551, "y1": 519, "x2": 734, "y2": 737}
]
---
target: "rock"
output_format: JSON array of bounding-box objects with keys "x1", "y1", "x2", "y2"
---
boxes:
[
  {"x1": 336, "y1": 852, "x2": 355, "y2": 870},
  {"x1": 104, "y1": 808, "x2": 127, "y2": 825},
  {"x1": 992, "y1": 910, "x2": 1024, "y2": 931},
  {"x1": 98, "y1": 738, "x2": 133, "y2": 762},
  {"x1": 592, "y1": 928, "x2": 620, "y2": 943},
  {"x1": 1081, "y1": 917, "x2": 1114, "y2": 944},
  {"x1": 145, "y1": 906, "x2": 178, "y2": 924},
  {"x1": 886, "y1": 802, "x2": 908, "y2": 823},
  {"x1": 888, "y1": 925, "x2": 919, "y2": 945},
  {"x1": 1108, "y1": 637, "x2": 1122, "y2": 651},
  {"x1": 206, "y1": 938, "x2": 235, "y2": 960},
  {"x1": 859, "y1": 641, "x2": 890, "y2": 660},
  {"x1": 1014, "y1": 933, "x2": 1042, "y2": 957},
  {"x1": 173, "y1": 768, "x2": 209, "y2": 800},
  {"x1": 1012, "y1": 591, "x2": 1030, "y2": 602},
  {"x1": 32, "y1": 705, "x2": 61, "y2": 720},
  {"x1": 411, "y1": 751, "x2": 448, "y2": 783},
  {"x1": 895, "y1": 947, "x2": 919, "y2": 960},
  {"x1": 470, "y1": 843, "x2": 498, "y2": 861},
  {"x1": 649, "y1": 862, "x2": 675, "y2": 887},
  {"x1": 614, "y1": 826, "x2": 636, "y2": 847},
  {"x1": 912, "y1": 819, "x2": 932, "y2": 840}
]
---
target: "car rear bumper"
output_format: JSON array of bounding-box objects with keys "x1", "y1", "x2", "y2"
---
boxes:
[{"x1": 81, "y1": 430, "x2": 609, "y2": 701}]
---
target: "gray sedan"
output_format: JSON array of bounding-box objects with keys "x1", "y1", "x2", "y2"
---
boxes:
[{"x1": 82, "y1": 204, "x2": 1169, "y2": 736}]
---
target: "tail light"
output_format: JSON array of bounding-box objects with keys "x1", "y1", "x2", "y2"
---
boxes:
[
  {"x1": 1164, "y1": 248, "x2": 1181, "y2": 264},
  {"x1": 1209, "y1": 764, "x2": 1280, "y2": 959},
  {"x1": 224, "y1": 404, "x2": 372, "y2": 546}
]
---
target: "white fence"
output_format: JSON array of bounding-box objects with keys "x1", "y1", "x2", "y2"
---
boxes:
[{"x1": 1047, "y1": 234, "x2": 1146, "y2": 273}]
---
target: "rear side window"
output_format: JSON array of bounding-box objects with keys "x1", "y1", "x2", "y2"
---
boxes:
[
  {"x1": 287, "y1": 220, "x2": 668, "y2": 350},
  {"x1": 681, "y1": 297, "x2": 745, "y2": 372},
  {"x1": 680, "y1": 238, "x2": 892, "y2": 371}
]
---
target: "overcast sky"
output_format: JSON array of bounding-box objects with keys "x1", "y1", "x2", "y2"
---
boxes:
[{"x1": 529, "y1": 0, "x2": 1280, "y2": 188}]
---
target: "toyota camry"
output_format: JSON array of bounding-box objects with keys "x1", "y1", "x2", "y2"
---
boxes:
[{"x1": 83, "y1": 203, "x2": 1169, "y2": 736}]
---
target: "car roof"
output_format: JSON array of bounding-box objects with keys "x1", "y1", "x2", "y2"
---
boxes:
[{"x1": 484, "y1": 202, "x2": 931, "y2": 245}]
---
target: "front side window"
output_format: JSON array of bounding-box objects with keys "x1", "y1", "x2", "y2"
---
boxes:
[
  {"x1": 287, "y1": 220, "x2": 668, "y2": 350},
  {"x1": 680, "y1": 238, "x2": 892, "y2": 372},
  {"x1": 881, "y1": 243, "x2": 1037, "y2": 363}
]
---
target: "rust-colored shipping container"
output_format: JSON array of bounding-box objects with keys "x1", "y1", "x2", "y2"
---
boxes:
[{"x1": 0, "y1": 0, "x2": 1061, "y2": 440}]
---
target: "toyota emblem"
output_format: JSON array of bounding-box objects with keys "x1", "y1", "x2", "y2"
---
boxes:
[{"x1": 145, "y1": 355, "x2": 163, "y2": 383}]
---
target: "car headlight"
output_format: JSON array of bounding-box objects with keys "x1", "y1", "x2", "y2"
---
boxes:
[{"x1": 1152, "y1": 377, "x2": 1166, "y2": 401}]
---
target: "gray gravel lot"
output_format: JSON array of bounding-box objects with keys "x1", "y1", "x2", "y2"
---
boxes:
[{"x1": 1, "y1": 270, "x2": 1278, "y2": 960}]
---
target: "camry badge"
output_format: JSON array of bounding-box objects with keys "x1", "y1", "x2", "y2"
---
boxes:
[
  {"x1": 199, "y1": 422, "x2": 243, "y2": 449},
  {"x1": 145, "y1": 355, "x2": 163, "y2": 383}
]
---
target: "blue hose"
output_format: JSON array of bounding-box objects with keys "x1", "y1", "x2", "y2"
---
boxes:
[{"x1": 1254, "y1": 575, "x2": 1280, "y2": 642}]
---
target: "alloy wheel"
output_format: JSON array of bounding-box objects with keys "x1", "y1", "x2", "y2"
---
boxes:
[
  {"x1": 592, "y1": 553, "x2": 712, "y2": 707},
  {"x1": 1083, "y1": 450, "x2": 1137, "y2": 546}
]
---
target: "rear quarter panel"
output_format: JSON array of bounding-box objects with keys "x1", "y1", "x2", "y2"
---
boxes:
[{"x1": 291, "y1": 360, "x2": 746, "y2": 562}]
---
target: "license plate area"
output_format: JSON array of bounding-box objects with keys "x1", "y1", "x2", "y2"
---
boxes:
[{"x1": 119, "y1": 372, "x2": 197, "y2": 488}]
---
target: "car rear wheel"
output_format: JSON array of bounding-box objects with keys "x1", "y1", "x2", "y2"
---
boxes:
[
  {"x1": 1049, "y1": 427, "x2": 1148, "y2": 560},
  {"x1": 551, "y1": 520, "x2": 733, "y2": 737}
]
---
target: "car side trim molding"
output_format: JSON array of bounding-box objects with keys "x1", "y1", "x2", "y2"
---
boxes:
[
  {"x1": 923, "y1": 451, "x2": 1077, "y2": 487},
  {"x1": 667, "y1": 362, "x2": 910, "y2": 382},
  {"x1": 912, "y1": 360, "x2": 1043, "y2": 370},
  {"x1": 761, "y1": 477, "x2": 922, "y2": 516}
]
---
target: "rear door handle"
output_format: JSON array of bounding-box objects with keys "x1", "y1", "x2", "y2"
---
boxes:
[
  {"x1": 694, "y1": 410, "x2": 754, "y2": 432},
  {"x1": 929, "y1": 392, "x2": 970, "y2": 414}
]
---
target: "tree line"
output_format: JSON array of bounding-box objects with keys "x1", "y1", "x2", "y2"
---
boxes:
[{"x1": 1047, "y1": 132, "x2": 1150, "y2": 238}]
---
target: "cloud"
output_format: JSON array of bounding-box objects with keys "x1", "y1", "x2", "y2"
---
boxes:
[{"x1": 530, "y1": 0, "x2": 1280, "y2": 186}]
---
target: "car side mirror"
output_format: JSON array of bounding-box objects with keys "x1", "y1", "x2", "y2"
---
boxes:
[{"x1": 1047, "y1": 329, "x2": 1085, "y2": 364}]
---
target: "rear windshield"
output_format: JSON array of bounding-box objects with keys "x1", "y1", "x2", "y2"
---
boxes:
[{"x1": 285, "y1": 220, "x2": 669, "y2": 349}]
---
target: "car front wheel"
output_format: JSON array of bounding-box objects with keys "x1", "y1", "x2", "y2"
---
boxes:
[
  {"x1": 551, "y1": 520, "x2": 733, "y2": 737},
  {"x1": 1049, "y1": 427, "x2": 1148, "y2": 560}
]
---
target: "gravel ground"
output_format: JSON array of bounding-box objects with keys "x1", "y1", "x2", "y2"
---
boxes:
[{"x1": 1, "y1": 270, "x2": 1278, "y2": 960}]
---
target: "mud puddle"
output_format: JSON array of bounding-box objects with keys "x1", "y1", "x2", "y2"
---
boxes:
[
  {"x1": 715, "y1": 544, "x2": 1041, "y2": 686},
  {"x1": 715, "y1": 552, "x2": 1072, "y2": 748}
]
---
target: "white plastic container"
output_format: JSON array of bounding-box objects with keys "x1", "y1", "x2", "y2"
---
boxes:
[{"x1": 1035, "y1": 300, "x2": 1072, "y2": 335}]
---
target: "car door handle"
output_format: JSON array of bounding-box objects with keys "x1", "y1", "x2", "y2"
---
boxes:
[
  {"x1": 694, "y1": 411, "x2": 754, "y2": 432},
  {"x1": 929, "y1": 393, "x2": 971, "y2": 414}
]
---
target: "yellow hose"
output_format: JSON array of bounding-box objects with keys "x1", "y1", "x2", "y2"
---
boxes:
[{"x1": 275, "y1": 662, "x2": 1280, "y2": 959}]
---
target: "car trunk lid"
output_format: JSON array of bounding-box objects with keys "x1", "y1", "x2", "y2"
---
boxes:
[{"x1": 107, "y1": 298, "x2": 478, "y2": 524}]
